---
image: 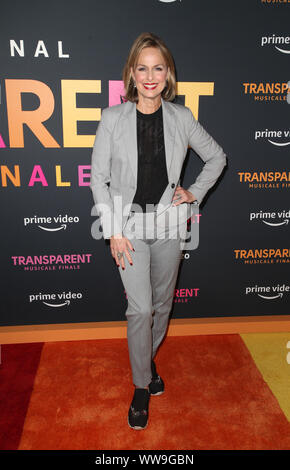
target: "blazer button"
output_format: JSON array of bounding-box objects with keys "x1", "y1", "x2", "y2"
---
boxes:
[{"x1": 171, "y1": 183, "x2": 175, "y2": 188}]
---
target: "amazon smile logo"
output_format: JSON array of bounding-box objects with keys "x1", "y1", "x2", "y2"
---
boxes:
[
  {"x1": 24, "y1": 214, "x2": 80, "y2": 231},
  {"x1": 29, "y1": 291, "x2": 83, "y2": 307},
  {"x1": 245, "y1": 284, "x2": 289, "y2": 300},
  {"x1": 255, "y1": 128, "x2": 290, "y2": 146},
  {"x1": 261, "y1": 34, "x2": 290, "y2": 54},
  {"x1": 249, "y1": 209, "x2": 290, "y2": 227}
]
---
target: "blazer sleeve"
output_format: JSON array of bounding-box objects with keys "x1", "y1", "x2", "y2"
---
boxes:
[
  {"x1": 185, "y1": 106, "x2": 227, "y2": 206},
  {"x1": 90, "y1": 108, "x2": 123, "y2": 239}
]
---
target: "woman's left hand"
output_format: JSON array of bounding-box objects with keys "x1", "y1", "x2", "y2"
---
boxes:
[{"x1": 172, "y1": 185, "x2": 196, "y2": 206}]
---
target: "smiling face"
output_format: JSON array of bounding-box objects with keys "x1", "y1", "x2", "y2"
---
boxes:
[{"x1": 131, "y1": 47, "x2": 169, "y2": 103}]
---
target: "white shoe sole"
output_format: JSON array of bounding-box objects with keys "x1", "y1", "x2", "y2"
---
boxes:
[
  {"x1": 150, "y1": 390, "x2": 164, "y2": 396},
  {"x1": 128, "y1": 416, "x2": 148, "y2": 430}
]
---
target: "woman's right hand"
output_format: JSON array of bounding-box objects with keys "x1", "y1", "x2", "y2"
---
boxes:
[{"x1": 110, "y1": 233, "x2": 135, "y2": 270}]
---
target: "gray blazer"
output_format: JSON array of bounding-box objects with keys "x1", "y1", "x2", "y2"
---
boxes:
[{"x1": 90, "y1": 96, "x2": 227, "y2": 239}]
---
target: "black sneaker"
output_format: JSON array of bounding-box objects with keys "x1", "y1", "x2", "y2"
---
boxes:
[
  {"x1": 128, "y1": 388, "x2": 150, "y2": 430},
  {"x1": 149, "y1": 359, "x2": 164, "y2": 396}
]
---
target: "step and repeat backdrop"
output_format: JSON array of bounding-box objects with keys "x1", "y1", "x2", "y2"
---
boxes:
[{"x1": 0, "y1": 0, "x2": 289, "y2": 327}]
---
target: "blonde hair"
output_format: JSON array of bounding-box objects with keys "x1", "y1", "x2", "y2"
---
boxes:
[{"x1": 122, "y1": 32, "x2": 176, "y2": 103}]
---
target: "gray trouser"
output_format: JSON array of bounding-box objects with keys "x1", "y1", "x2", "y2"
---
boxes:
[{"x1": 118, "y1": 209, "x2": 182, "y2": 388}]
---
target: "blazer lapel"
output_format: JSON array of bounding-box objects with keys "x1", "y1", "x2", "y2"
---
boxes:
[
  {"x1": 162, "y1": 97, "x2": 177, "y2": 177},
  {"x1": 122, "y1": 96, "x2": 177, "y2": 186}
]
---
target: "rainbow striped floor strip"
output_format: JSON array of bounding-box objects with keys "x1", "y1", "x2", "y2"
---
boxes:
[{"x1": 241, "y1": 333, "x2": 290, "y2": 422}]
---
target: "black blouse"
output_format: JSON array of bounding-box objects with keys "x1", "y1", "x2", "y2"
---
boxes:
[{"x1": 131, "y1": 103, "x2": 169, "y2": 212}]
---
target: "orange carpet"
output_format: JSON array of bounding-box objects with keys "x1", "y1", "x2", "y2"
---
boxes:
[
  {"x1": 1, "y1": 334, "x2": 290, "y2": 450},
  {"x1": 0, "y1": 342, "x2": 43, "y2": 450}
]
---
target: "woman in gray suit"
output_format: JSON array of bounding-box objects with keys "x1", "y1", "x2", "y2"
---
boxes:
[{"x1": 90, "y1": 32, "x2": 227, "y2": 430}]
